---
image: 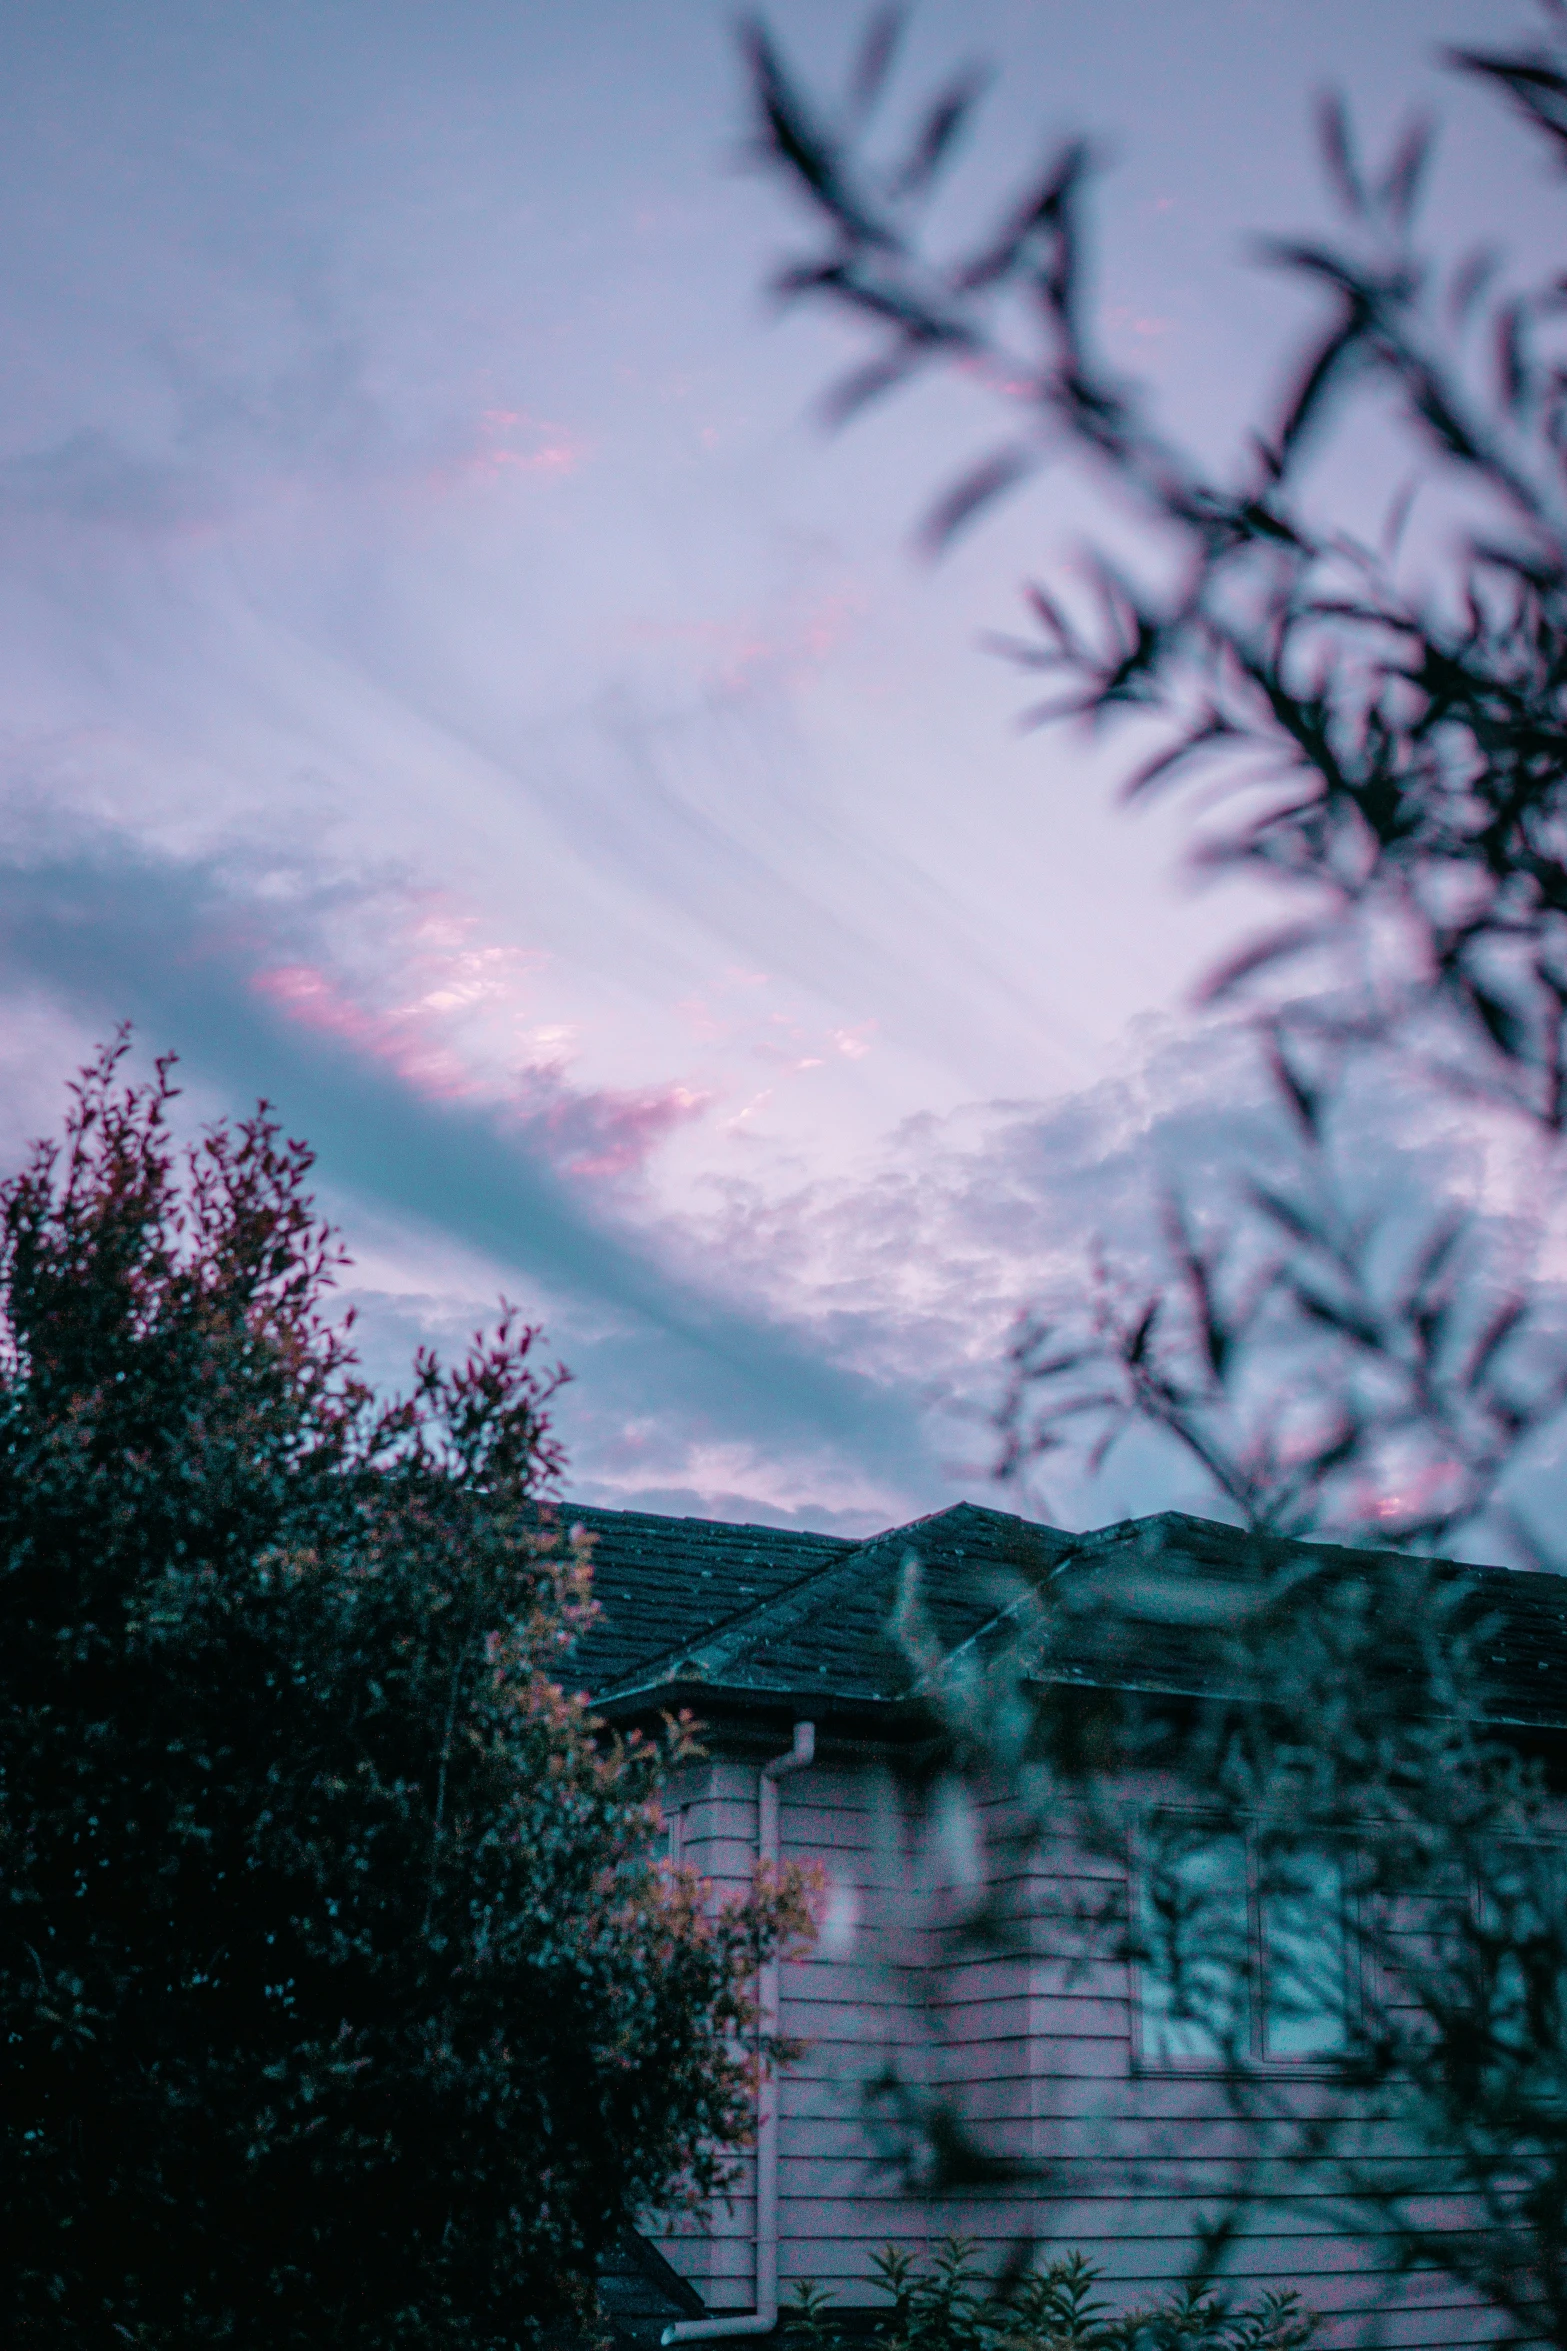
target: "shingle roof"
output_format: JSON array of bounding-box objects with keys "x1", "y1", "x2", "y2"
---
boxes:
[
  {"x1": 633, "y1": 1500, "x2": 1071, "y2": 1704},
  {"x1": 553, "y1": 1504, "x2": 855, "y2": 1695},
  {"x1": 1040, "y1": 1510, "x2": 1567, "y2": 1731},
  {"x1": 562, "y1": 1497, "x2": 1567, "y2": 1735}
]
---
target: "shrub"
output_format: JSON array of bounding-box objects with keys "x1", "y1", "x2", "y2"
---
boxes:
[
  {"x1": 786, "y1": 2238, "x2": 1316, "y2": 2351},
  {"x1": 0, "y1": 1037, "x2": 812, "y2": 2348}
]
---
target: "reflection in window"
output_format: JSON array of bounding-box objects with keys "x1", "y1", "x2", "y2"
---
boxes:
[
  {"x1": 1259, "y1": 1845, "x2": 1349, "y2": 2058},
  {"x1": 1137, "y1": 1830, "x2": 1249, "y2": 2065},
  {"x1": 1137, "y1": 1822, "x2": 1351, "y2": 2066}
]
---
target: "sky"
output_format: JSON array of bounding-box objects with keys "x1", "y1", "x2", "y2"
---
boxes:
[{"x1": 0, "y1": 0, "x2": 1546, "y2": 1534}]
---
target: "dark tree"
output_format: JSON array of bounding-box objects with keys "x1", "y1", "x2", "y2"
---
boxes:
[{"x1": 0, "y1": 1036, "x2": 810, "y2": 2349}]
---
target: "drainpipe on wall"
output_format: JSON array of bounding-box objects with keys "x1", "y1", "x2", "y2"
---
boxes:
[{"x1": 662, "y1": 1719, "x2": 816, "y2": 2346}]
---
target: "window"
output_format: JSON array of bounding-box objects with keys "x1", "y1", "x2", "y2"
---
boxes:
[
  {"x1": 1137, "y1": 1827, "x2": 1249, "y2": 2064},
  {"x1": 657, "y1": 1802, "x2": 688, "y2": 1868},
  {"x1": 1134, "y1": 1818, "x2": 1351, "y2": 2068},
  {"x1": 1258, "y1": 1843, "x2": 1350, "y2": 2059},
  {"x1": 1478, "y1": 1841, "x2": 1567, "y2": 2059}
]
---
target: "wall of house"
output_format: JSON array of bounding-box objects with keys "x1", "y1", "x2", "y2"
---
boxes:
[
  {"x1": 649, "y1": 1746, "x2": 934, "y2": 2316},
  {"x1": 649, "y1": 1756, "x2": 762, "y2": 2309},
  {"x1": 645, "y1": 1744, "x2": 1507, "y2": 2351}
]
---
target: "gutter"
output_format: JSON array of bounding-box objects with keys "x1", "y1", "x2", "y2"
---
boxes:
[
  {"x1": 662, "y1": 1719, "x2": 815, "y2": 2345},
  {"x1": 592, "y1": 1678, "x2": 940, "y2": 1749}
]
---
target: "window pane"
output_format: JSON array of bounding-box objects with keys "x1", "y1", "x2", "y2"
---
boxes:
[
  {"x1": 1138, "y1": 1830, "x2": 1249, "y2": 2064},
  {"x1": 1260, "y1": 1846, "x2": 1348, "y2": 2059},
  {"x1": 1480, "y1": 1842, "x2": 1567, "y2": 2058},
  {"x1": 656, "y1": 1803, "x2": 686, "y2": 1867}
]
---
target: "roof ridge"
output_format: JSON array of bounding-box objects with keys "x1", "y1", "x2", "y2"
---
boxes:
[
  {"x1": 607, "y1": 1499, "x2": 1050, "y2": 1697},
  {"x1": 599, "y1": 1519, "x2": 922, "y2": 1698},
  {"x1": 1087, "y1": 1510, "x2": 1529, "y2": 1583}
]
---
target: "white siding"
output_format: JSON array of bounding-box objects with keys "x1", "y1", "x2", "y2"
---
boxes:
[
  {"x1": 645, "y1": 1748, "x2": 1508, "y2": 2350},
  {"x1": 652, "y1": 1758, "x2": 764, "y2": 2308}
]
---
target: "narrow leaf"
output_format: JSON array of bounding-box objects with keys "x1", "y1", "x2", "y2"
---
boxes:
[
  {"x1": 1272, "y1": 309, "x2": 1368, "y2": 463},
  {"x1": 956, "y1": 139, "x2": 1091, "y2": 295},
  {"x1": 819, "y1": 349, "x2": 922, "y2": 428},
  {"x1": 1467, "y1": 978, "x2": 1528, "y2": 1057},
  {"x1": 890, "y1": 67, "x2": 991, "y2": 199},
  {"x1": 1447, "y1": 48, "x2": 1567, "y2": 164},
  {"x1": 1125, "y1": 1299, "x2": 1160, "y2": 1367},
  {"x1": 1448, "y1": 245, "x2": 1500, "y2": 328},
  {"x1": 1377, "y1": 113, "x2": 1434, "y2": 227},
  {"x1": 1247, "y1": 1181, "x2": 1328, "y2": 1250},
  {"x1": 1410, "y1": 371, "x2": 1483, "y2": 463},
  {"x1": 1496, "y1": 299, "x2": 1528, "y2": 414},
  {"x1": 1199, "y1": 921, "x2": 1330, "y2": 1004},
  {"x1": 1121, "y1": 711, "x2": 1234, "y2": 802},
  {"x1": 917, "y1": 444, "x2": 1037, "y2": 555},
  {"x1": 849, "y1": 5, "x2": 905, "y2": 118},
  {"x1": 1315, "y1": 90, "x2": 1366, "y2": 215},
  {"x1": 740, "y1": 19, "x2": 890, "y2": 247},
  {"x1": 1290, "y1": 1280, "x2": 1382, "y2": 1351},
  {"x1": 1468, "y1": 1294, "x2": 1527, "y2": 1390}
]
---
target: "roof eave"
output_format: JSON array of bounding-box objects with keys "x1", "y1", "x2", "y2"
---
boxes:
[{"x1": 590, "y1": 1674, "x2": 940, "y2": 1744}]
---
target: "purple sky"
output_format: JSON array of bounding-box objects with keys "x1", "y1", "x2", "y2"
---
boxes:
[{"x1": 0, "y1": 0, "x2": 1539, "y2": 1532}]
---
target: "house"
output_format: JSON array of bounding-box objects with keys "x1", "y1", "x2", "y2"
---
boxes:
[{"x1": 566, "y1": 1498, "x2": 1567, "y2": 2349}]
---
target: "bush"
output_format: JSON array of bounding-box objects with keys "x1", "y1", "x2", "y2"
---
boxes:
[
  {"x1": 0, "y1": 1037, "x2": 812, "y2": 2348},
  {"x1": 786, "y1": 2238, "x2": 1316, "y2": 2351}
]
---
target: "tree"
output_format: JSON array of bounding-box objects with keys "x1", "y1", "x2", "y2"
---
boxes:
[
  {"x1": 742, "y1": 3, "x2": 1567, "y2": 2338},
  {"x1": 740, "y1": 0, "x2": 1567, "y2": 1555},
  {"x1": 0, "y1": 1035, "x2": 811, "y2": 2349}
]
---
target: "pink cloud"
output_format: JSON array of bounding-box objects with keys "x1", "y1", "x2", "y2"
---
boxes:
[
  {"x1": 677, "y1": 993, "x2": 730, "y2": 1045},
  {"x1": 252, "y1": 912, "x2": 709, "y2": 1185},
  {"x1": 830, "y1": 1021, "x2": 877, "y2": 1061},
  {"x1": 470, "y1": 407, "x2": 585, "y2": 479},
  {"x1": 422, "y1": 408, "x2": 590, "y2": 497},
  {"x1": 252, "y1": 962, "x2": 478, "y2": 1099},
  {"x1": 520, "y1": 1074, "x2": 710, "y2": 1181},
  {"x1": 625, "y1": 583, "x2": 866, "y2": 694},
  {"x1": 252, "y1": 906, "x2": 555, "y2": 1104},
  {"x1": 751, "y1": 1011, "x2": 877, "y2": 1071},
  {"x1": 724, "y1": 1088, "x2": 774, "y2": 1136}
]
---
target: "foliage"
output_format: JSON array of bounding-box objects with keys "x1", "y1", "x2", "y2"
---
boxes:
[
  {"x1": 953, "y1": 1544, "x2": 1567, "y2": 2340},
  {"x1": 743, "y1": 3, "x2": 1567, "y2": 2342},
  {"x1": 783, "y1": 2237, "x2": 1314, "y2": 2351},
  {"x1": 743, "y1": 0, "x2": 1567, "y2": 1563},
  {"x1": 0, "y1": 1034, "x2": 813, "y2": 2348}
]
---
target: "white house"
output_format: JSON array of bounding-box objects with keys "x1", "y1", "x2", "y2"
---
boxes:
[{"x1": 568, "y1": 1500, "x2": 1567, "y2": 2350}]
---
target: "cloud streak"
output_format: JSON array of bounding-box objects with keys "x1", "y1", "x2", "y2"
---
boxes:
[
  {"x1": 0, "y1": 0, "x2": 1530, "y2": 1534},
  {"x1": 0, "y1": 823, "x2": 935, "y2": 1508}
]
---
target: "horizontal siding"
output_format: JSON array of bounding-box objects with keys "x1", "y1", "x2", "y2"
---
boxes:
[{"x1": 644, "y1": 1749, "x2": 1506, "y2": 2348}]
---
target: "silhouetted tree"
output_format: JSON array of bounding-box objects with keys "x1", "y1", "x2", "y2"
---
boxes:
[{"x1": 0, "y1": 1034, "x2": 811, "y2": 2349}]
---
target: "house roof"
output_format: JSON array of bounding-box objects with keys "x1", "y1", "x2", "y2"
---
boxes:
[
  {"x1": 1036, "y1": 1510, "x2": 1567, "y2": 1731},
  {"x1": 561, "y1": 1498, "x2": 1567, "y2": 1736},
  {"x1": 554, "y1": 1504, "x2": 856, "y2": 1695},
  {"x1": 562, "y1": 1499, "x2": 1053, "y2": 1714}
]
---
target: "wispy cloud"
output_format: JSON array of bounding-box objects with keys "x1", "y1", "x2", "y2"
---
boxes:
[
  {"x1": 0, "y1": 820, "x2": 936, "y2": 1520},
  {"x1": 0, "y1": 0, "x2": 1528, "y2": 1539},
  {"x1": 0, "y1": 431, "x2": 224, "y2": 537}
]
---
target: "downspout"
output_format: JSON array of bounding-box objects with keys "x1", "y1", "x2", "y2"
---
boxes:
[{"x1": 663, "y1": 1719, "x2": 816, "y2": 2345}]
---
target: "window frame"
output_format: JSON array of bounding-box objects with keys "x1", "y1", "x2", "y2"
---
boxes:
[
  {"x1": 1464, "y1": 1834, "x2": 1567, "y2": 2067},
  {"x1": 1128, "y1": 1809, "x2": 1362, "y2": 2077}
]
